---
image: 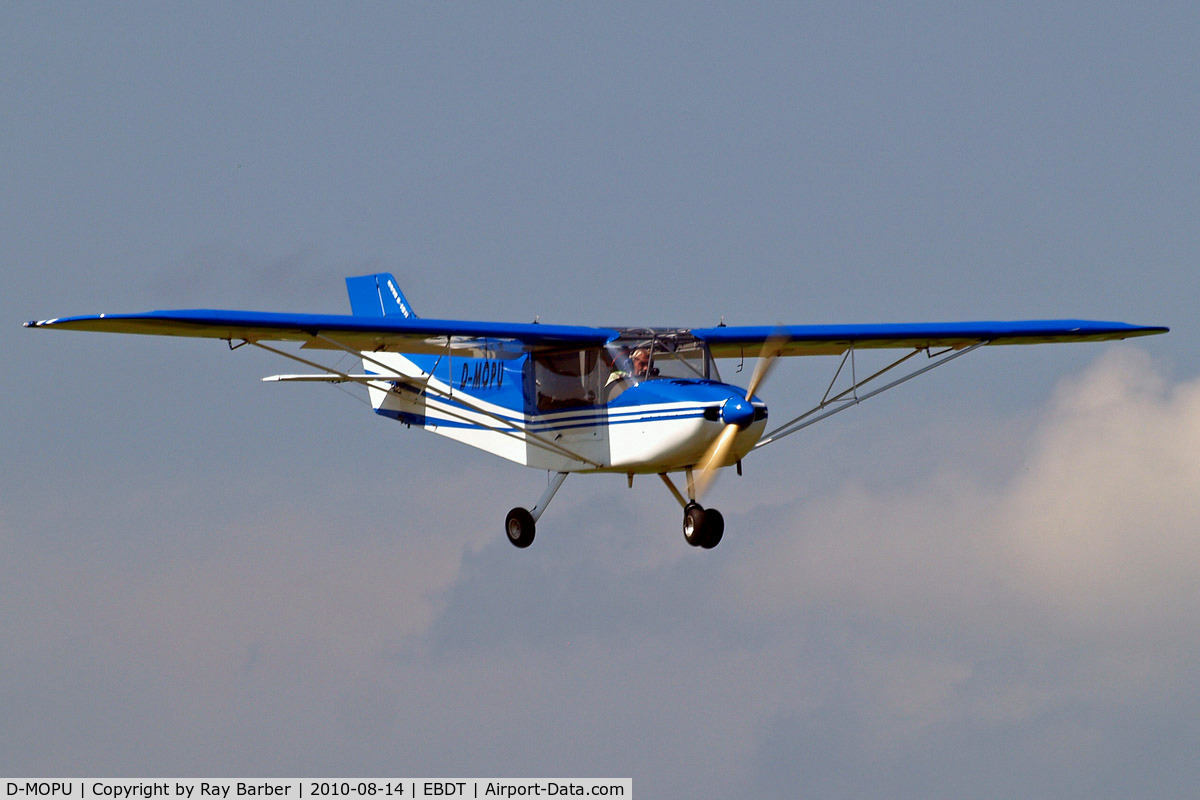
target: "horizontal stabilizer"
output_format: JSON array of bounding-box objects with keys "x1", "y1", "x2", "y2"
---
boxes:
[{"x1": 262, "y1": 373, "x2": 428, "y2": 386}]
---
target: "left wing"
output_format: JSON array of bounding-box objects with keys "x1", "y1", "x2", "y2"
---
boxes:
[
  {"x1": 25, "y1": 309, "x2": 618, "y2": 355},
  {"x1": 690, "y1": 319, "x2": 1168, "y2": 358}
]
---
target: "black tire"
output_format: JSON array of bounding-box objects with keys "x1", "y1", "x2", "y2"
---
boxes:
[
  {"x1": 505, "y1": 507, "x2": 536, "y2": 548},
  {"x1": 699, "y1": 508, "x2": 724, "y2": 549},
  {"x1": 683, "y1": 503, "x2": 707, "y2": 547}
]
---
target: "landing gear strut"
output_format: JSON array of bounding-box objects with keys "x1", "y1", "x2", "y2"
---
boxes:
[{"x1": 504, "y1": 471, "x2": 568, "y2": 548}]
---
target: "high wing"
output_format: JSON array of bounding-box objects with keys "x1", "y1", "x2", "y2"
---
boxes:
[
  {"x1": 26, "y1": 308, "x2": 1166, "y2": 357},
  {"x1": 24, "y1": 309, "x2": 617, "y2": 355},
  {"x1": 680, "y1": 318, "x2": 1168, "y2": 451},
  {"x1": 26, "y1": 309, "x2": 1167, "y2": 357},
  {"x1": 690, "y1": 319, "x2": 1168, "y2": 358}
]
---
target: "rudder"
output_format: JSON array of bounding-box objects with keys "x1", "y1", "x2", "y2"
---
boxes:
[{"x1": 345, "y1": 273, "x2": 417, "y2": 319}]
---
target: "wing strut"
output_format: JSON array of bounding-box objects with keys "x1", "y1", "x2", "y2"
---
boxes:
[{"x1": 753, "y1": 341, "x2": 988, "y2": 450}]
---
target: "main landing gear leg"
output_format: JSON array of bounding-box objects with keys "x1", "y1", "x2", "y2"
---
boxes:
[
  {"x1": 659, "y1": 472, "x2": 724, "y2": 550},
  {"x1": 505, "y1": 471, "x2": 568, "y2": 549}
]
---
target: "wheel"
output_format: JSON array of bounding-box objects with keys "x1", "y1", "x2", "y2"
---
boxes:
[
  {"x1": 505, "y1": 507, "x2": 536, "y2": 548},
  {"x1": 683, "y1": 503, "x2": 707, "y2": 547},
  {"x1": 683, "y1": 503, "x2": 725, "y2": 549},
  {"x1": 699, "y1": 507, "x2": 724, "y2": 549}
]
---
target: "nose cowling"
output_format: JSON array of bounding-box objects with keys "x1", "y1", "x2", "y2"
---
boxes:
[{"x1": 720, "y1": 397, "x2": 756, "y2": 429}]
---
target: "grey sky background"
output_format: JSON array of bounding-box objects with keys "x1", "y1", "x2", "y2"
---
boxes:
[{"x1": 3, "y1": 3, "x2": 1197, "y2": 796}]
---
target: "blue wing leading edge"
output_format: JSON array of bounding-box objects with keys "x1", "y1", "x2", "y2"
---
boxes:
[
  {"x1": 26, "y1": 293, "x2": 1166, "y2": 357},
  {"x1": 24, "y1": 307, "x2": 617, "y2": 355}
]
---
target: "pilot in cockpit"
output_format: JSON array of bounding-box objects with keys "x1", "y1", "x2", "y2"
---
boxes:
[{"x1": 607, "y1": 347, "x2": 652, "y2": 386}]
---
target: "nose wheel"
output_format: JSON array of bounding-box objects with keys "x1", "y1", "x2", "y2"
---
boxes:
[{"x1": 683, "y1": 502, "x2": 724, "y2": 549}]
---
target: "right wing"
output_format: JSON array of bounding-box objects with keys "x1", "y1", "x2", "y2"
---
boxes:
[{"x1": 690, "y1": 319, "x2": 1169, "y2": 358}]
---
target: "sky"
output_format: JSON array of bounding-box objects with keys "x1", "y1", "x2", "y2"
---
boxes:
[{"x1": 3, "y1": 2, "x2": 1198, "y2": 796}]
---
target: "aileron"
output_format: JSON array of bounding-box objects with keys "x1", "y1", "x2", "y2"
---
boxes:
[{"x1": 692, "y1": 319, "x2": 1167, "y2": 358}]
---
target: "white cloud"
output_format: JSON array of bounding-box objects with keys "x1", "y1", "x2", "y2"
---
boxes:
[
  {"x1": 730, "y1": 348, "x2": 1200, "y2": 749},
  {"x1": 1003, "y1": 349, "x2": 1200, "y2": 635},
  {"x1": 740, "y1": 349, "x2": 1199, "y2": 618}
]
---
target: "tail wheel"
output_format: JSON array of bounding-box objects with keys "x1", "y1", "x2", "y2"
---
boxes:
[{"x1": 505, "y1": 507, "x2": 536, "y2": 548}]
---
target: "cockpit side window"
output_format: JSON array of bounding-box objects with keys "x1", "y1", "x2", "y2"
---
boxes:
[{"x1": 533, "y1": 349, "x2": 604, "y2": 411}]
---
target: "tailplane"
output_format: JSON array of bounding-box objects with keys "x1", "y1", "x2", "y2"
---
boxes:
[{"x1": 345, "y1": 273, "x2": 418, "y2": 319}]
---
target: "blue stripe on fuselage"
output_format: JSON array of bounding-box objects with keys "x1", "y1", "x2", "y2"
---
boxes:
[{"x1": 371, "y1": 361, "x2": 757, "y2": 433}]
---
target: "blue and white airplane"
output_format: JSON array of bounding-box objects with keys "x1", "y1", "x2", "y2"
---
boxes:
[{"x1": 26, "y1": 273, "x2": 1167, "y2": 549}]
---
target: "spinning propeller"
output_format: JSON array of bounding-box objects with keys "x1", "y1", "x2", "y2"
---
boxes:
[{"x1": 692, "y1": 333, "x2": 786, "y2": 499}]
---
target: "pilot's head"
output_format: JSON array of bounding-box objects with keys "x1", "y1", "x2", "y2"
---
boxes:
[{"x1": 631, "y1": 348, "x2": 650, "y2": 376}]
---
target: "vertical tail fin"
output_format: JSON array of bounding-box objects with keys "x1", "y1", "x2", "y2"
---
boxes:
[{"x1": 345, "y1": 273, "x2": 418, "y2": 319}]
